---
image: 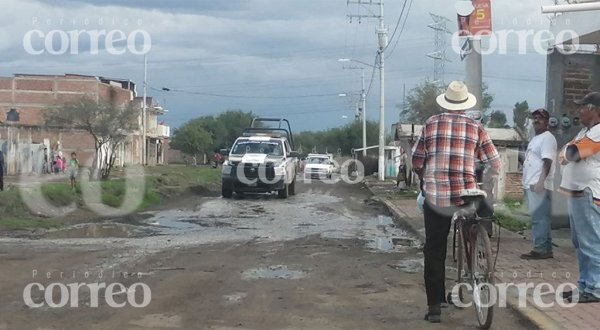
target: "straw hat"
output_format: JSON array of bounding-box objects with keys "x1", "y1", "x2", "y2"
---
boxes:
[{"x1": 436, "y1": 81, "x2": 477, "y2": 111}]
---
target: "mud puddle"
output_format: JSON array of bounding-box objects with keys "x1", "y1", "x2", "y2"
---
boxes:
[
  {"x1": 357, "y1": 216, "x2": 420, "y2": 253},
  {"x1": 43, "y1": 223, "x2": 153, "y2": 239},
  {"x1": 241, "y1": 265, "x2": 308, "y2": 280}
]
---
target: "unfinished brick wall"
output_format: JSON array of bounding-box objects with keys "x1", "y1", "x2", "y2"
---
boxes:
[
  {"x1": 0, "y1": 74, "x2": 133, "y2": 126},
  {"x1": 504, "y1": 172, "x2": 524, "y2": 199},
  {"x1": 563, "y1": 65, "x2": 594, "y2": 118}
]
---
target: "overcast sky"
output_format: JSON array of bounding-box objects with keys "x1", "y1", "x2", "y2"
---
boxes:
[{"x1": 0, "y1": 0, "x2": 557, "y2": 132}]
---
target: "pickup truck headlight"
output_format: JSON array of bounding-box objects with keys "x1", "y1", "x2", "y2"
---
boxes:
[
  {"x1": 222, "y1": 162, "x2": 232, "y2": 175},
  {"x1": 274, "y1": 165, "x2": 286, "y2": 176}
]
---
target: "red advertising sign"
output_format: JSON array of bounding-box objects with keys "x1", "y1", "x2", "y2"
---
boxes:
[
  {"x1": 457, "y1": 0, "x2": 492, "y2": 37},
  {"x1": 471, "y1": 0, "x2": 492, "y2": 36}
]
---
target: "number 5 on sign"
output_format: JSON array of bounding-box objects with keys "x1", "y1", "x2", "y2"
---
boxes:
[
  {"x1": 476, "y1": 8, "x2": 486, "y2": 20},
  {"x1": 470, "y1": 0, "x2": 492, "y2": 36}
]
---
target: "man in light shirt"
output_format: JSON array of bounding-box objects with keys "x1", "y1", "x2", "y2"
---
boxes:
[
  {"x1": 559, "y1": 92, "x2": 600, "y2": 303},
  {"x1": 521, "y1": 108, "x2": 557, "y2": 260}
]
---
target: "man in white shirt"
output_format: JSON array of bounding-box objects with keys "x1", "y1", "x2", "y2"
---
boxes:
[
  {"x1": 521, "y1": 108, "x2": 557, "y2": 259},
  {"x1": 559, "y1": 92, "x2": 600, "y2": 303}
]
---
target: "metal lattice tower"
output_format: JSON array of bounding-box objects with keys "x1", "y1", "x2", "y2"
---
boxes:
[{"x1": 426, "y1": 13, "x2": 451, "y2": 86}]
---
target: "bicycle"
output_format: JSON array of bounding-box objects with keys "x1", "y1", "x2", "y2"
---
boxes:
[{"x1": 447, "y1": 189, "x2": 496, "y2": 329}]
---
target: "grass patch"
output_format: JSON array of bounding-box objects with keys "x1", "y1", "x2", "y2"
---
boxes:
[
  {"x1": 390, "y1": 189, "x2": 420, "y2": 199},
  {"x1": 503, "y1": 197, "x2": 525, "y2": 210},
  {"x1": 495, "y1": 211, "x2": 531, "y2": 232},
  {"x1": 41, "y1": 183, "x2": 77, "y2": 206},
  {"x1": 0, "y1": 217, "x2": 63, "y2": 230},
  {"x1": 1, "y1": 165, "x2": 221, "y2": 230}
]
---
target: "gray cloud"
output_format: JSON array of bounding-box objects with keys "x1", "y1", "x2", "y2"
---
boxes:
[{"x1": 0, "y1": 0, "x2": 550, "y2": 131}]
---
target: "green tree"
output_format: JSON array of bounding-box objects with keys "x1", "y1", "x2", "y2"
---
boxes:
[
  {"x1": 294, "y1": 120, "x2": 380, "y2": 156},
  {"x1": 399, "y1": 80, "x2": 442, "y2": 124},
  {"x1": 169, "y1": 119, "x2": 213, "y2": 165},
  {"x1": 44, "y1": 89, "x2": 139, "y2": 180},
  {"x1": 480, "y1": 82, "x2": 494, "y2": 124},
  {"x1": 399, "y1": 80, "x2": 494, "y2": 124},
  {"x1": 215, "y1": 110, "x2": 256, "y2": 148},
  {"x1": 487, "y1": 110, "x2": 509, "y2": 128},
  {"x1": 513, "y1": 101, "x2": 530, "y2": 139}
]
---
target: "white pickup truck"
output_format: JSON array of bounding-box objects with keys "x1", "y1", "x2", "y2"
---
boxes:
[
  {"x1": 303, "y1": 153, "x2": 334, "y2": 180},
  {"x1": 221, "y1": 119, "x2": 299, "y2": 198}
]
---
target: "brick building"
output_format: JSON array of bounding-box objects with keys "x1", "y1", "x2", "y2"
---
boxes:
[{"x1": 0, "y1": 73, "x2": 169, "y2": 175}]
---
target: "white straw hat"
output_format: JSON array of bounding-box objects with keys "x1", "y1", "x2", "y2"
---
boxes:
[{"x1": 436, "y1": 81, "x2": 477, "y2": 111}]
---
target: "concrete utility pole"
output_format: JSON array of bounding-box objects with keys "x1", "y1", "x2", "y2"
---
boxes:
[
  {"x1": 360, "y1": 67, "x2": 367, "y2": 158},
  {"x1": 465, "y1": 38, "x2": 483, "y2": 110},
  {"x1": 456, "y1": 1, "x2": 483, "y2": 110},
  {"x1": 142, "y1": 55, "x2": 147, "y2": 166},
  {"x1": 347, "y1": 0, "x2": 388, "y2": 181}
]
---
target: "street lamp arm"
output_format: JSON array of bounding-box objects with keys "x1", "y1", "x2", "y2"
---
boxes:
[{"x1": 338, "y1": 58, "x2": 377, "y2": 69}]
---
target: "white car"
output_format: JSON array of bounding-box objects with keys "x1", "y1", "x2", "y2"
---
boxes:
[{"x1": 303, "y1": 154, "x2": 334, "y2": 180}]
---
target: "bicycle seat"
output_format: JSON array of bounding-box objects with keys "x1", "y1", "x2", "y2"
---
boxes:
[{"x1": 459, "y1": 188, "x2": 487, "y2": 205}]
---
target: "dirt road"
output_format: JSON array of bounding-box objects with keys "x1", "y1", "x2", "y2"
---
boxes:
[{"x1": 0, "y1": 178, "x2": 531, "y2": 329}]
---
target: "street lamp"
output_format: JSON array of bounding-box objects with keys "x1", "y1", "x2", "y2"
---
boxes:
[{"x1": 339, "y1": 58, "x2": 384, "y2": 178}]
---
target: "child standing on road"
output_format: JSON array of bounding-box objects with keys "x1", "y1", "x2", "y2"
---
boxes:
[{"x1": 68, "y1": 152, "x2": 79, "y2": 190}]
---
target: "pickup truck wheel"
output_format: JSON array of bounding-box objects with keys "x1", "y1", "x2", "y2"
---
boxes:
[
  {"x1": 278, "y1": 183, "x2": 289, "y2": 199},
  {"x1": 222, "y1": 184, "x2": 233, "y2": 198},
  {"x1": 289, "y1": 178, "x2": 296, "y2": 195}
]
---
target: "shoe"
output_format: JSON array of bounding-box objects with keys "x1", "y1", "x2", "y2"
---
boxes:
[
  {"x1": 575, "y1": 293, "x2": 600, "y2": 303},
  {"x1": 424, "y1": 304, "x2": 441, "y2": 323},
  {"x1": 520, "y1": 251, "x2": 553, "y2": 260},
  {"x1": 561, "y1": 290, "x2": 574, "y2": 299}
]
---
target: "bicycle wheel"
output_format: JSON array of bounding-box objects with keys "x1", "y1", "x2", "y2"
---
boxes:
[{"x1": 471, "y1": 224, "x2": 494, "y2": 329}]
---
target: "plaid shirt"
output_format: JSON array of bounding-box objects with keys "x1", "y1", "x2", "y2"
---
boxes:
[{"x1": 412, "y1": 113, "x2": 502, "y2": 207}]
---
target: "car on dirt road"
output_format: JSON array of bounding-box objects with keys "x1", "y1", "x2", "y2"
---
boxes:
[
  {"x1": 221, "y1": 118, "x2": 299, "y2": 198},
  {"x1": 303, "y1": 153, "x2": 334, "y2": 179}
]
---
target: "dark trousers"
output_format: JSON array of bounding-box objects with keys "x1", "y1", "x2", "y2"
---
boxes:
[
  {"x1": 423, "y1": 201, "x2": 455, "y2": 306},
  {"x1": 0, "y1": 171, "x2": 3, "y2": 191}
]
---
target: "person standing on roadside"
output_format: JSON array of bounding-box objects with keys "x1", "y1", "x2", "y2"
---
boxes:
[
  {"x1": 0, "y1": 150, "x2": 4, "y2": 191},
  {"x1": 520, "y1": 108, "x2": 557, "y2": 260},
  {"x1": 559, "y1": 92, "x2": 600, "y2": 303},
  {"x1": 68, "y1": 152, "x2": 79, "y2": 190},
  {"x1": 412, "y1": 81, "x2": 502, "y2": 323}
]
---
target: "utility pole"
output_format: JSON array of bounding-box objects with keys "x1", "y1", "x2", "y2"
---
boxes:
[
  {"x1": 142, "y1": 55, "x2": 147, "y2": 166},
  {"x1": 360, "y1": 67, "x2": 366, "y2": 158},
  {"x1": 347, "y1": 0, "x2": 387, "y2": 181},
  {"x1": 465, "y1": 38, "x2": 483, "y2": 110}
]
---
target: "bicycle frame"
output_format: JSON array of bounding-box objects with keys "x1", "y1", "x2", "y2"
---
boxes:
[{"x1": 450, "y1": 200, "x2": 496, "y2": 329}]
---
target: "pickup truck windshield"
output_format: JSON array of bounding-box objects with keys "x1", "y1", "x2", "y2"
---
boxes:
[
  {"x1": 307, "y1": 157, "x2": 329, "y2": 164},
  {"x1": 231, "y1": 139, "x2": 283, "y2": 156}
]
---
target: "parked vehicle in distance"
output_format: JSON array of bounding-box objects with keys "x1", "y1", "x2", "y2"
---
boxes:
[{"x1": 303, "y1": 153, "x2": 334, "y2": 179}]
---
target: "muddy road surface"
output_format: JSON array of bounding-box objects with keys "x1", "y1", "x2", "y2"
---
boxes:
[{"x1": 0, "y1": 178, "x2": 531, "y2": 329}]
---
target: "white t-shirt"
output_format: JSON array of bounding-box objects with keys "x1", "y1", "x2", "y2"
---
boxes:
[
  {"x1": 522, "y1": 131, "x2": 557, "y2": 190},
  {"x1": 560, "y1": 125, "x2": 600, "y2": 201}
]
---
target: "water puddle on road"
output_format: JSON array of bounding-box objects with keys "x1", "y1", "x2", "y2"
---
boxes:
[
  {"x1": 35, "y1": 193, "x2": 420, "y2": 254},
  {"x1": 241, "y1": 265, "x2": 307, "y2": 280},
  {"x1": 354, "y1": 216, "x2": 420, "y2": 253},
  {"x1": 43, "y1": 223, "x2": 151, "y2": 239}
]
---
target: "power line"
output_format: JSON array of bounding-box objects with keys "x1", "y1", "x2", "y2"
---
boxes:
[
  {"x1": 150, "y1": 86, "x2": 341, "y2": 100},
  {"x1": 385, "y1": 0, "x2": 414, "y2": 58},
  {"x1": 385, "y1": 0, "x2": 408, "y2": 52}
]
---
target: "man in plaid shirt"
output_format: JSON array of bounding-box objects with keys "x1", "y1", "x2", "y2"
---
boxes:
[{"x1": 412, "y1": 81, "x2": 502, "y2": 323}]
